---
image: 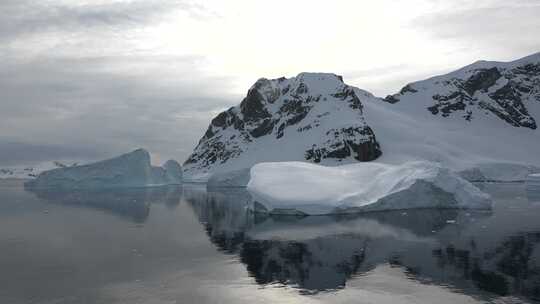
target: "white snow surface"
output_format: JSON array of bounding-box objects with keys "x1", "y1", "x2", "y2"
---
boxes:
[
  {"x1": 183, "y1": 72, "x2": 378, "y2": 181},
  {"x1": 356, "y1": 53, "x2": 540, "y2": 181},
  {"x1": 25, "y1": 149, "x2": 182, "y2": 189},
  {"x1": 247, "y1": 161, "x2": 492, "y2": 215},
  {"x1": 182, "y1": 53, "x2": 540, "y2": 182}
]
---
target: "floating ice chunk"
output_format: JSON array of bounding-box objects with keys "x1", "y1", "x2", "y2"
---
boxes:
[
  {"x1": 163, "y1": 160, "x2": 183, "y2": 184},
  {"x1": 459, "y1": 163, "x2": 539, "y2": 182},
  {"x1": 247, "y1": 161, "x2": 492, "y2": 215},
  {"x1": 25, "y1": 149, "x2": 182, "y2": 189},
  {"x1": 207, "y1": 168, "x2": 251, "y2": 189},
  {"x1": 527, "y1": 174, "x2": 540, "y2": 201}
]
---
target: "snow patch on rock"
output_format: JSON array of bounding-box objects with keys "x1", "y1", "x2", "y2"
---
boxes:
[
  {"x1": 247, "y1": 161, "x2": 491, "y2": 215},
  {"x1": 183, "y1": 72, "x2": 381, "y2": 181}
]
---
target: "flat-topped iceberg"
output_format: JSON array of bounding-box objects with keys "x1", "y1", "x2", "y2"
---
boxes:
[
  {"x1": 247, "y1": 161, "x2": 492, "y2": 215},
  {"x1": 25, "y1": 149, "x2": 182, "y2": 189}
]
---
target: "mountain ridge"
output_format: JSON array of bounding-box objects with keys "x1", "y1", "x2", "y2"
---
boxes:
[
  {"x1": 183, "y1": 72, "x2": 382, "y2": 179},
  {"x1": 183, "y1": 52, "x2": 540, "y2": 181}
]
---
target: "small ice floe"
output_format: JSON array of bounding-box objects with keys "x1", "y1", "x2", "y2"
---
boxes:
[
  {"x1": 527, "y1": 173, "x2": 540, "y2": 191},
  {"x1": 526, "y1": 174, "x2": 540, "y2": 203}
]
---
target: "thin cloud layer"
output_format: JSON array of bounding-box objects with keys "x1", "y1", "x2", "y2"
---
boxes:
[{"x1": 0, "y1": 0, "x2": 538, "y2": 166}]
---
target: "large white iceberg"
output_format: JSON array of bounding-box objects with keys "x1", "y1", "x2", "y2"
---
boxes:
[
  {"x1": 247, "y1": 161, "x2": 492, "y2": 215},
  {"x1": 25, "y1": 149, "x2": 182, "y2": 189}
]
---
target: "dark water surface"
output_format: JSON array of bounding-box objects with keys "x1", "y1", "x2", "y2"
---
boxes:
[{"x1": 0, "y1": 180, "x2": 539, "y2": 304}]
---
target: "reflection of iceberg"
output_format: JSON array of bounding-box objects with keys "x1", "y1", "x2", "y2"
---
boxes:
[
  {"x1": 183, "y1": 186, "x2": 487, "y2": 292},
  {"x1": 247, "y1": 161, "x2": 492, "y2": 215},
  {"x1": 29, "y1": 186, "x2": 183, "y2": 222},
  {"x1": 185, "y1": 185, "x2": 540, "y2": 301},
  {"x1": 184, "y1": 186, "x2": 255, "y2": 253}
]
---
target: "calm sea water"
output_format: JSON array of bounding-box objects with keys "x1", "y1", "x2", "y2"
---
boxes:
[{"x1": 0, "y1": 180, "x2": 539, "y2": 304}]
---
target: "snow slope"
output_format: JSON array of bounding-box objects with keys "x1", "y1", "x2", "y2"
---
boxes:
[
  {"x1": 360, "y1": 52, "x2": 540, "y2": 181},
  {"x1": 25, "y1": 149, "x2": 182, "y2": 189},
  {"x1": 184, "y1": 53, "x2": 540, "y2": 182},
  {"x1": 0, "y1": 161, "x2": 81, "y2": 179},
  {"x1": 247, "y1": 161, "x2": 491, "y2": 215},
  {"x1": 183, "y1": 73, "x2": 381, "y2": 181}
]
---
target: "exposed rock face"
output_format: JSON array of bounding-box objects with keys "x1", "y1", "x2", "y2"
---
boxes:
[
  {"x1": 384, "y1": 53, "x2": 540, "y2": 129},
  {"x1": 184, "y1": 53, "x2": 540, "y2": 181},
  {"x1": 184, "y1": 73, "x2": 381, "y2": 178}
]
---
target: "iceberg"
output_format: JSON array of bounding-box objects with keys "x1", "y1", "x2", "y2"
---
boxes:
[
  {"x1": 458, "y1": 163, "x2": 540, "y2": 182},
  {"x1": 163, "y1": 159, "x2": 183, "y2": 184},
  {"x1": 247, "y1": 161, "x2": 492, "y2": 215},
  {"x1": 527, "y1": 173, "x2": 540, "y2": 193},
  {"x1": 25, "y1": 149, "x2": 183, "y2": 189},
  {"x1": 206, "y1": 168, "x2": 251, "y2": 189}
]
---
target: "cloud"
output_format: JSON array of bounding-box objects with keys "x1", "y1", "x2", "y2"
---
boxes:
[
  {"x1": 0, "y1": 0, "x2": 234, "y2": 165},
  {"x1": 0, "y1": 0, "x2": 211, "y2": 43},
  {"x1": 0, "y1": 53, "x2": 238, "y2": 165},
  {"x1": 0, "y1": 141, "x2": 105, "y2": 166},
  {"x1": 411, "y1": 1, "x2": 540, "y2": 59},
  {"x1": 1, "y1": 0, "x2": 539, "y2": 167}
]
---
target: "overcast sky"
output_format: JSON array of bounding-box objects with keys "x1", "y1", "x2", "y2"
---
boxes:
[{"x1": 1, "y1": 0, "x2": 539, "y2": 166}]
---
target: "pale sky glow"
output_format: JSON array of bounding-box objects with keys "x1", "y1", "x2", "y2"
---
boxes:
[
  {"x1": 139, "y1": 0, "x2": 449, "y2": 94},
  {"x1": 1, "y1": 0, "x2": 539, "y2": 165}
]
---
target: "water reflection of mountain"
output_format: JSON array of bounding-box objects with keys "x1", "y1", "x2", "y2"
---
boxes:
[
  {"x1": 184, "y1": 185, "x2": 540, "y2": 302},
  {"x1": 430, "y1": 232, "x2": 540, "y2": 300},
  {"x1": 28, "y1": 186, "x2": 183, "y2": 222}
]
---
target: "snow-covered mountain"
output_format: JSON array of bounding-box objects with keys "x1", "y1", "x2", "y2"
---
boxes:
[
  {"x1": 383, "y1": 52, "x2": 540, "y2": 129},
  {"x1": 184, "y1": 52, "x2": 540, "y2": 182},
  {"x1": 361, "y1": 52, "x2": 540, "y2": 180},
  {"x1": 184, "y1": 73, "x2": 381, "y2": 180},
  {"x1": 0, "y1": 161, "x2": 80, "y2": 179}
]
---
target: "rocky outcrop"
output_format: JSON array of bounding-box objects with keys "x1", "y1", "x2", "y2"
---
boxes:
[
  {"x1": 184, "y1": 73, "x2": 381, "y2": 178},
  {"x1": 183, "y1": 53, "x2": 540, "y2": 181},
  {"x1": 384, "y1": 53, "x2": 540, "y2": 129}
]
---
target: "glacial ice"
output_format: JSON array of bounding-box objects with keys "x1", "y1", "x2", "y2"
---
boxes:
[
  {"x1": 207, "y1": 168, "x2": 251, "y2": 189},
  {"x1": 247, "y1": 161, "x2": 492, "y2": 215},
  {"x1": 25, "y1": 149, "x2": 182, "y2": 189},
  {"x1": 163, "y1": 159, "x2": 183, "y2": 184}
]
